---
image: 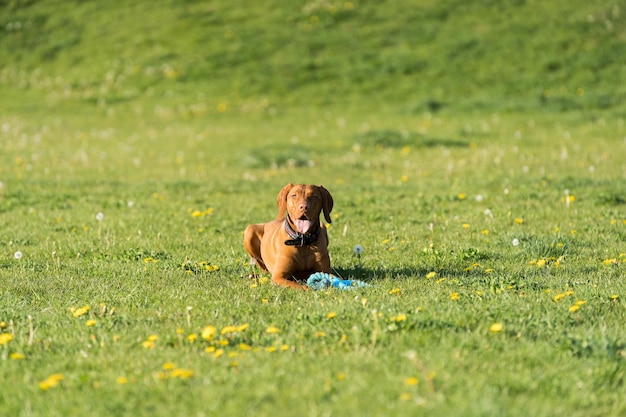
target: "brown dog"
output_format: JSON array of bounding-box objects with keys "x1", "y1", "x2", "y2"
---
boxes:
[{"x1": 244, "y1": 183, "x2": 333, "y2": 289}]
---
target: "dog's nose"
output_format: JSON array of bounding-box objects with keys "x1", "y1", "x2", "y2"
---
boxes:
[{"x1": 299, "y1": 202, "x2": 308, "y2": 212}]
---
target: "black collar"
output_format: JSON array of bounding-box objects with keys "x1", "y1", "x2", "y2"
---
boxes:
[{"x1": 284, "y1": 217, "x2": 320, "y2": 247}]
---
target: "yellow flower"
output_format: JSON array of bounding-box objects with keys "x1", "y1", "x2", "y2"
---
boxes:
[
  {"x1": 72, "y1": 305, "x2": 90, "y2": 317},
  {"x1": 603, "y1": 258, "x2": 618, "y2": 265},
  {"x1": 85, "y1": 319, "x2": 97, "y2": 327},
  {"x1": 389, "y1": 288, "x2": 401, "y2": 295},
  {"x1": 10, "y1": 352, "x2": 25, "y2": 360},
  {"x1": 162, "y1": 362, "x2": 176, "y2": 370},
  {"x1": 221, "y1": 325, "x2": 238, "y2": 335},
  {"x1": 425, "y1": 272, "x2": 437, "y2": 279},
  {"x1": 236, "y1": 324, "x2": 249, "y2": 332},
  {"x1": 201, "y1": 326, "x2": 217, "y2": 340},
  {"x1": 280, "y1": 344, "x2": 289, "y2": 351},
  {"x1": 462, "y1": 223, "x2": 470, "y2": 229},
  {"x1": 553, "y1": 293, "x2": 565, "y2": 302},
  {"x1": 450, "y1": 292, "x2": 460, "y2": 301},
  {"x1": 489, "y1": 323, "x2": 503, "y2": 333},
  {"x1": 238, "y1": 343, "x2": 252, "y2": 351},
  {"x1": 575, "y1": 300, "x2": 586, "y2": 306},
  {"x1": 187, "y1": 333, "x2": 198, "y2": 343},
  {"x1": 0, "y1": 333, "x2": 13, "y2": 345},
  {"x1": 481, "y1": 229, "x2": 489, "y2": 235},
  {"x1": 536, "y1": 259, "x2": 546, "y2": 268},
  {"x1": 147, "y1": 334, "x2": 158, "y2": 342},
  {"x1": 141, "y1": 340, "x2": 155, "y2": 349},
  {"x1": 390, "y1": 314, "x2": 407, "y2": 322},
  {"x1": 404, "y1": 377, "x2": 419, "y2": 386},
  {"x1": 116, "y1": 377, "x2": 128, "y2": 385},
  {"x1": 569, "y1": 305, "x2": 580, "y2": 313},
  {"x1": 457, "y1": 193, "x2": 466, "y2": 200},
  {"x1": 213, "y1": 349, "x2": 224, "y2": 358},
  {"x1": 314, "y1": 331, "x2": 326, "y2": 338},
  {"x1": 265, "y1": 326, "x2": 281, "y2": 334},
  {"x1": 0, "y1": 321, "x2": 7, "y2": 329},
  {"x1": 39, "y1": 374, "x2": 64, "y2": 390},
  {"x1": 171, "y1": 368, "x2": 195, "y2": 379},
  {"x1": 610, "y1": 294, "x2": 619, "y2": 300},
  {"x1": 326, "y1": 312, "x2": 337, "y2": 319},
  {"x1": 265, "y1": 346, "x2": 277, "y2": 353}
]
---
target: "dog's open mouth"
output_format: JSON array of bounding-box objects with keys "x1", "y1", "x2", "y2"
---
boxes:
[{"x1": 294, "y1": 216, "x2": 314, "y2": 234}]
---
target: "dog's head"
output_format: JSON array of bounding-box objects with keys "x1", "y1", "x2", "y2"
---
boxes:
[{"x1": 276, "y1": 183, "x2": 333, "y2": 234}]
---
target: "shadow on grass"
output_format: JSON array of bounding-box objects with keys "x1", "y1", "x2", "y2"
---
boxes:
[{"x1": 332, "y1": 265, "x2": 432, "y2": 282}]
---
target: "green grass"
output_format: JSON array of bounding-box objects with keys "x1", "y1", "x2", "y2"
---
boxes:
[{"x1": 1, "y1": 0, "x2": 626, "y2": 416}]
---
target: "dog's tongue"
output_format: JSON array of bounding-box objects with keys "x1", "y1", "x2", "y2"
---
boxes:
[{"x1": 294, "y1": 219, "x2": 314, "y2": 234}]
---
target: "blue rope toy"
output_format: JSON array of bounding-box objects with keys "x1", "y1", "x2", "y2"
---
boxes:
[{"x1": 306, "y1": 272, "x2": 370, "y2": 290}]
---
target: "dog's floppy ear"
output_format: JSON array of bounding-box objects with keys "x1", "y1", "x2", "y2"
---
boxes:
[
  {"x1": 319, "y1": 185, "x2": 333, "y2": 224},
  {"x1": 276, "y1": 183, "x2": 294, "y2": 219}
]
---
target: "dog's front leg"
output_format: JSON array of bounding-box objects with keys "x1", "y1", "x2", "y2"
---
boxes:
[{"x1": 270, "y1": 258, "x2": 309, "y2": 289}]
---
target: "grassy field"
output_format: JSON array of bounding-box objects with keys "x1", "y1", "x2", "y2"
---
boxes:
[{"x1": 1, "y1": 1, "x2": 626, "y2": 416}]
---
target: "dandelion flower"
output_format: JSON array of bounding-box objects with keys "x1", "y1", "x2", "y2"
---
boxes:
[
  {"x1": 326, "y1": 312, "x2": 337, "y2": 319},
  {"x1": 162, "y1": 362, "x2": 176, "y2": 371},
  {"x1": 221, "y1": 325, "x2": 238, "y2": 335},
  {"x1": 404, "y1": 377, "x2": 419, "y2": 386},
  {"x1": 610, "y1": 294, "x2": 619, "y2": 300},
  {"x1": 391, "y1": 314, "x2": 407, "y2": 322},
  {"x1": 515, "y1": 218, "x2": 524, "y2": 225},
  {"x1": 603, "y1": 258, "x2": 618, "y2": 265},
  {"x1": 187, "y1": 333, "x2": 198, "y2": 343},
  {"x1": 201, "y1": 326, "x2": 216, "y2": 340},
  {"x1": 85, "y1": 319, "x2": 97, "y2": 327},
  {"x1": 171, "y1": 368, "x2": 195, "y2": 379},
  {"x1": 512, "y1": 238, "x2": 520, "y2": 247},
  {"x1": 426, "y1": 271, "x2": 437, "y2": 279},
  {"x1": 0, "y1": 333, "x2": 14, "y2": 345},
  {"x1": 490, "y1": 323, "x2": 503, "y2": 333},
  {"x1": 116, "y1": 377, "x2": 128, "y2": 385},
  {"x1": 353, "y1": 245, "x2": 363, "y2": 255},
  {"x1": 13, "y1": 251, "x2": 23, "y2": 260},
  {"x1": 39, "y1": 374, "x2": 64, "y2": 390},
  {"x1": 553, "y1": 293, "x2": 565, "y2": 302},
  {"x1": 72, "y1": 305, "x2": 90, "y2": 317},
  {"x1": 10, "y1": 352, "x2": 25, "y2": 360},
  {"x1": 389, "y1": 288, "x2": 401, "y2": 295},
  {"x1": 450, "y1": 292, "x2": 460, "y2": 301},
  {"x1": 569, "y1": 305, "x2": 580, "y2": 313},
  {"x1": 96, "y1": 212, "x2": 104, "y2": 221},
  {"x1": 536, "y1": 259, "x2": 547, "y2": 268},
  {"x1": 265, "y1": 326, "x2": 281, "y2": 334}
]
